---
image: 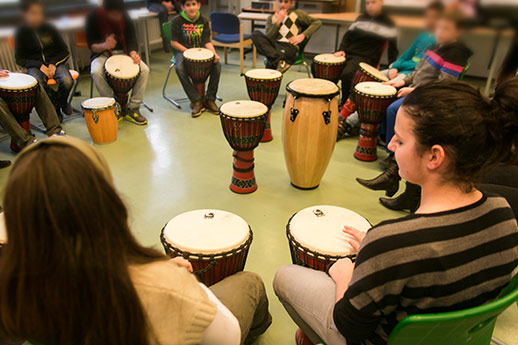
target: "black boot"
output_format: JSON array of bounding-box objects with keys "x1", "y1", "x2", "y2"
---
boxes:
[
  {"x1": 356, "y1": 159, "x2": 401, "y2": 197},
  {"x1": 380, "y1": 182, "x2": 421, "y2": 213},
  {"x1": 379, "y1": 153, "x2": 394, "y2": 169}
]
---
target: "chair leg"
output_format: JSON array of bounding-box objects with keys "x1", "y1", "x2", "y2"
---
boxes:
[
  {"x1": 224, "y1": 47, "x2": 228, "y2": 65},
  {"x1": 492, "y1": 337, "x2": 507, "y2": 345},
  {"x1": 90, "y1": 77, "x2": 94, "y2": 98},
  {"x1": 253, "y1": 45, "x2": 257, "y2": 68},
  {"x1": 240, "y1": 45, "x2": 244, "y2": 75},
  {"x1": 142, "y1": 102, "x2": 154, "y2": 112},
  {"x1": 162, "y1": 64, "x2": 182, "y2": 109}
]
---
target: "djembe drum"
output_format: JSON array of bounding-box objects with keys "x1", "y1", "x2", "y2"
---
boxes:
[
  {"x1": 287, "y1": 205, "x2": 371, "y2": 271},
  {"x1": 104, "y1": 55, "x2": 140, "y2": 110},
  {"x1": 283, "y1": 78, "x2": 340, "y2": 189},
  {"x1": 220, "y1": 100, "x2": 268, "y2": 194},
  {"x1": 312, "y1": 54, "x2": 346, "y2": 83},
  {"x1": 354, "y1": 82, "x2": 397, "y2": 161},
  {"x1": 244, "y1": 69, "x2": 283, "y2": 142},
  {"x1": 81, "y1": 97, "x2": 119, "y2": 144},
  {"x1": 0, "y1": 73, "x2": 38, "y2": 152},
  {"x1": 161, "y1": 209, "x2": 253, "y2": 286},
  {"x1": 184, "y1": 48, "x2": 215, "y2": 98},
  {"x1": 349, "y1": 62, "x2": 389, "y2": 106}
]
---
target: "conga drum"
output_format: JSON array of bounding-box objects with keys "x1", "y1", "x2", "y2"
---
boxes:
[
  {"x1": 354, "y1": 82, "x2": 397, "y2": 161},
  {"x1": 183, "y1": 48, "x2": 215, "y2": 98},
  {"x1": 0, "y1": 73, "x2": 38, "y2": 152},
  {"x1": 81, "y1": 97, "x2": 119, "y2": 144},
  {"x1": 287, "y1": 205, "x2": 371, "y2": 271},
  {"x1": 312, "y1": 54, "x2": 346, "y2": 83},
  {"x1": 220, "y1": 100, "x2": 268, "y2": 194},
  {"x1": 104, "y1": 55, "x2": 140, "y2": 110},
  {"x1": 0, "y1": 212, "x2": 6, "y2": 257},
  {"x1": 283, "y1": 78, "x2": 340, "y2": 189},
  {"x1": 244, "y1": 69, "x2": 283, "y2": 142},
  {"x1": 161, "y1": 209, "x2": 253, "y2": 286}
]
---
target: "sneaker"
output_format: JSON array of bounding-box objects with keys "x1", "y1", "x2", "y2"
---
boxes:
[
  {"x1": 277, "y1": 60, "x2": 291, "y2": 74},
  {"x1": 264, "y1": 58, "x2": 277, "y2": 70},
  {"x1": 0, "y1": 160, "x2": 11, "y2": 169},
  {"x1": 191, "y1": 100, "x2": 204, "y2": 118},
  {"x1": 61, "y1": 103, "x2": 73, "y2": 116},
  {"x1": 125, "y1": 108, "x2": 148, "y2": 125},
  {"x1": 51, "y1": 130, "x2": 67, "y2": 137},
  {"x1": 204, "y1": 99, "x2": 219, "y2": 115}
]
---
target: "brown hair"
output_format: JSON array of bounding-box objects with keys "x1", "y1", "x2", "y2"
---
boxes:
[
  {"x1": 441, "y1": 8, "x2": 468, "y2": 29},
  {"x1": 0, "y1": 139, "x2": 165, "y2": 345},
  {"x1": 402, "y1": 79, "x2": 518, "y2": 189}
]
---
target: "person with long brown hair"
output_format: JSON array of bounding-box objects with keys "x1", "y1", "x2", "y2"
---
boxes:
[{"x1": 0, "y1": 136, "x2": 271, "y2": 345}]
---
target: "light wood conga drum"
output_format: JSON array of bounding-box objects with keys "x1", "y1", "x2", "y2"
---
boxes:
[
  {"x1": 283, "y1": 78, "x2": 340, "y2": 189},
  {"x1": 81, "y1": 97, "x2": 119, "y2": 144}
]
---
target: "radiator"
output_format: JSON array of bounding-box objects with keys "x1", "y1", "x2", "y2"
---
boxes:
[
  {"x1": 146, "y1": 17, "x2": 163, "y2": 50},
  {"x1": 0, "y1": 39, "x2": 21, "y2": 72}
]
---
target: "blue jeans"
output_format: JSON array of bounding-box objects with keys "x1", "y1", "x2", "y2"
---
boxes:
[
  {"x1": 380, "y1": 97, "x2": 405, "y2": 153},
  {"x1": 28, "y1": 64, "x2": 73, "y2": 107}
]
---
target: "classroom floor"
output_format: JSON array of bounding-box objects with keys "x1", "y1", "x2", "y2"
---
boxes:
[{"x1": 0, "y1": 49, "x2": 516, "y2": 345}]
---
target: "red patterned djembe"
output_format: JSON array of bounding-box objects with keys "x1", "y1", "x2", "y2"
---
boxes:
[
  {"x1": 312, "y1": 53, "x2": 346, "y2": 84},
  {"x1": 244, "y1": 68, "x2": 283, "y2": 142},
  {"x1": 220, "y1": 100, "x2": 268, "y2": 194},
  {"x1": 354, "y1": 82, "x2": 397, "y2": 162},
  {"x1": 184, "y1": 48, "x2": 215, "y2": 98},
  {"x1": 104, "y1": 55, "x2": 140, "y2": 111}
]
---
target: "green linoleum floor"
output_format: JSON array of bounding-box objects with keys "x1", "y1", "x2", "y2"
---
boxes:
[{"x1": 0, "y1": 50, "x2": 516, "y2": 345}]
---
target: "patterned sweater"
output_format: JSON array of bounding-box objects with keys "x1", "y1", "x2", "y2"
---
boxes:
[{"x1": 265, "y1": 9, "x2": 322, "y2": 45}]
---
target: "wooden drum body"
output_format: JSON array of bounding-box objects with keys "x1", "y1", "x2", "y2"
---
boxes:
[
  {"x1": 184, "y1": 48, "x2": 215, "y2": 98},
  {"x1": 244, "y1": 69, "x2": 283, "y2": 143},
  {"x1": 104, "y1": 55, "x2": 140, "y2": 110},
  {"x1": 287, "y1": 205, "x2": 371, "y2": 271},
  {"x1": 0, "y1": 73, "x2": 38, "y2": 152},
  {"x1": 81, "y1": 97, "x2": 119, "y2": 144},
  {"x1": 161, "y1": 209, "x2": 253, "y2": 286},
  {"x1": 313, "y1": 54, "x2": 346, "y2": 84},
  {"x1": 0, "y1": 212, "x2": 6, "y2": 257},
  {"x1": 283, "y1": 78, "x2": 340, "y2": 190},
  {"x1": 354, "y1": 82, "x2": 397, "y2": 161},
  {"x1": 220, "y1": 100, "x2": 268, "y2": 194}
]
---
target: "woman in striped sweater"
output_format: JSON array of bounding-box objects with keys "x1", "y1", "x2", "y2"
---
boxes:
[{"x1": 274, "y1": 79, "x2": 518, "y2": 345}]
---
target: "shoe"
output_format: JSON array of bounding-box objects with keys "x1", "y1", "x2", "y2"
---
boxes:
[
  {"x1": 277, "y1": 60, "x2": 291, "y2": 74},
  {"x1": 125, "y1": 108, "x2": 148, "y2": 125},
  {"x1": 264, "y1": 58, "x2": 276, "y2": 69},
  {"x1": 337, "y1": 117, "x2": 359, "y2": 141},
  {"x1": 51, "y1": 130, "x2": 67, "y2": 137},
  {"x1": 380, "y1": 182, "x2": 421, "y2": 213},
  {"x1": 0, "y1": 160, "x2": 11, "y2": 169},
  {"x1": 295, "y1": 328, "x2": 315, "y2": 345},
  {"x1": 191, "y1": 100, "x2": 203, "y2": 118},
  {"x1": 204, "y1": 99, "x2": 219, "y2": 115},
  {"x1": 356, "y1": 159, "x2": 401, "y2": 197},
  {"x1": 61, "y1": 103, "x2": 73, "y2": 116},
  {"x1": 379, "y1": 154, "x2": 395, "y2": 169}
]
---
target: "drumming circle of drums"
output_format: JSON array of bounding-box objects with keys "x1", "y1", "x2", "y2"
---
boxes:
[
  {"x1": 244, "y1": 69, "x2": 283, "y2": 143},
  {"x1": 183, "y1": 48, "x2": 215, "y2": 98},
  {"x1": 283, "y1": 78, "x2": 340, "y2": 189},
  {"x1": 220, "y1": 100, "x2": 268, "y2": 194},
  {"x1": 0, "y1": 212, "x2": 6, "y2": 256},
  {"x1": 287, "y1": 205, "x2": 371, "y2": 271},
  {"x1": 0, "y1": 73, "x2": 38, "y2": 152},
  {"x1": 312, "y1": 54, "x2": 347, "y2": 83},
  {"x1": 160, "y1": 209, "x2": 253, "y2": 286},
  {"x1": 354, "y1": 82, "x2": 397, "y2": 161},
  {"x1": 81, "y1": 97, "x2": 119, "y2": 144},
  {"x1": 104, "y1": 55, "x2": 140, "y2": 110}
]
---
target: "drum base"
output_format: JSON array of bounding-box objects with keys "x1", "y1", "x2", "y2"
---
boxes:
[
  {"x1": 10, "y1": 120, "x2": 31, "y2": 153},
  {"x1": 290, "y1": 182, "x2": 319, "y2": 190},
  {"x1": 354, "y1": 123, "x2": 380, "y2": 162},
  {"x1": 260, "y1": 111, "x2": 273, "y2": 142},
  {"x1": 230, "y1": 150, "x2": 258, "y2": 194},
  {"x1": 194, "y1": 83, "x2": 206, "y2": 98}
]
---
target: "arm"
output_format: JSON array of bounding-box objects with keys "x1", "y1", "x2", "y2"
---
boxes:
[
  {"x1": 171, "y1": 41, "x2": 187, "y2": 53},
  {"x1": 297, "y1": 11, "x2": 322, "y2": 40},
  {"x1": 265, "y1": 15, "x2": 280, "y2": 40},
  {"x1": 86, "y1": 13, "x2": 109, "y2": 53},
  {"x1": 391, "y1": 38, "x2": 419, "y2": 71}
]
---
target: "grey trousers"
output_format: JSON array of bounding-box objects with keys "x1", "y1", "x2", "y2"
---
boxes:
[
  {"x1": 273, "y1": 265, "x2": 347, "y2": 345},
  {"x1": 0, "y1": 83, "x2": 62, "y2": 147},
  {"x1": 211, "y1": 271, "x2": 272, "y2": 345},
  {"x1": 90, "y1": 53, "x2": 150, "y2": 110},
  {"x1": 174, "y1": 52, "x2": 221, "y2": 103}
]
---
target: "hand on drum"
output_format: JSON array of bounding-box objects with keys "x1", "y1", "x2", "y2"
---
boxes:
[
  {"x1": 129, "y1": 51, "x2": 141, "y2": 65},
  {"x1": 398, "y1": 87, "x2": 415, "y2": 98},
  {"x1": 0, "y1": 70, "x2": 9, "y2": 78},
  {"x1": 171, "y1": 257, "x2": 193, "y2": 272},
  {"x1": 343, "y1": 225, "x2": 366, "y2": 251},
  {"x1": 105, "y1": 34, "x2": 117, "y2": 50},
  {"x1": 288, "y1": 34, "x2": 305, "y2": 46},
  {"x1": 214, "y1": 53, "x2": 221, "y2": 64},
  {"x1": 383, "y1": 79, "x2": 405, "y2": 89},
  {"x1": 334, "y1": 51, "x2": 346, "y2": 58},
  {"x1": 388, "y1": 68, "x2": 399, "y2": 80}
]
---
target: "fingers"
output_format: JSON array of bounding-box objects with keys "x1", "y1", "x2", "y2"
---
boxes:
[
  {"x1": 343, "y1": 226, "x2": 364, "y2": 242},
  {"x1": 348, "y1": 240, "x2": 360, "y2": 251}
]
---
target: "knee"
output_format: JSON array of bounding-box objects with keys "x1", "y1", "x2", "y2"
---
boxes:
[
  {"x1": 252, "y1": 30, "x2": 263, "y2": 42},
  {"x1": 139, "y1": 62, "x2": 150, "y2": 76},
  {"x1": 273, "y1": 265, "x2": 298, "y2": 300},
  {"x1": 61, "y1": 74, "x2": 74, "y2": 90},
  {"x1": 91, "y1": 64, "x2": 104, "y2": 80},
  {"x1": 239, "y1": 271, "x2": 266, "y2": 295}
]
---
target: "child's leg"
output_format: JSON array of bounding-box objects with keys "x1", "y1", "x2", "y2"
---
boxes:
[
  {"x1": 33, "y1": 83, "x2": 63, "y2": 136},
  {"x1": 54, "y1": 64, "x2": 74, "y2": 107},
  {"x1": 205, "y1": 62, "x2": 221, "y2": 101},
  {"x1": 276, "y1": 41, "x2": 298, "y2": 64},
  {"x1": 90, "y1": 55, "x2": 114, "y2": 98},
  {"x1": 0, "y1": 97, "x2": 36, "y2": 147},
  {"x1": 128, "y1": 61, "x2": 150, "y2": 110},
  {"x1": 27, "y1": 68, "x2": 55, "y2": 105},
  {"x1": 251, "y1": 31, "x2": 282, "y2": 65},
  {"x1": 174, "y1": 53, "x2": 202, "y2": 102}
]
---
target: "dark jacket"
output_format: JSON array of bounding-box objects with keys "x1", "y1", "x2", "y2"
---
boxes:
[
  {"x1": 170, "y1": 11, "x2": 211, "y2": 49},
  {"x1": 15, "y1": 22, "x2": 70, "y2": 69},
  {"x1": 85, "y1": 9, "x2": 139, "y2": 61},
  {"x1": 339, "y1": 12, "x2": 398, "y2": 65}
]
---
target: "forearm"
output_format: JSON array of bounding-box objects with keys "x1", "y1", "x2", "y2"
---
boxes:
[
  {"x1": 91, "y1": 43, "x2": 107, "y2": 54},
  {"x1": 204, "y1": 42, "x2": 217, "y2": 55},
  {"x1": 301, "y1": 17, "x2": 322, "y2": 40},
  {"x1": 335, "y1": 280, "x2": 349, "y2": 302},
  {"x1": 171, "y1": 41, "x2": 187, "y2": 53}
]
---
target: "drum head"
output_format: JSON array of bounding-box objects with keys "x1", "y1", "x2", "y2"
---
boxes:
[
  {"x1": 355, "y1": 82, "x2": 397, "y2": 97},
  {"x1": 220, "y1": 100, "x2": 268, "y2": 118},
  {"x1": 287, "y1": 78, "x2": 339, "y2": 96},
  {"x1": 289, "y1": 205, "x2": 371, "y2": 256},
  {"x1": 0, "y1": 212, "x2": 6, "y2": 245},
  {"x1": 359, "y1": 62, "x2": 388, "y2": 82},
  {"x1": 163, "y1": 209, "x2": 250, "y2": 254},
  {"x1": 105, "y1": 55, "x2": 140, "y2": 79},
  {"x1": 245, "y1": 68, "x2": 283, "y2": 80},
  {"x1": 314, "y1": 53, "x2": 346, "y2": 64},
  {"x1": 81, "y1": 97, "x2": 116, "y2": 109},
  {"x1": 0, "y1": 73, "x2": 37, "y2": 90},
  {"x1": 183, "y1": 48, "x2": 214, "y2": 61}
]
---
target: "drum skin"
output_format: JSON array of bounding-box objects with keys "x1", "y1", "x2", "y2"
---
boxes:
[
  {"x1": 282, "y1": 85, "x2": 339, "y2": 189},
  {"x1": 82, "y1": 100, "x2": 118, "y2": 144}
]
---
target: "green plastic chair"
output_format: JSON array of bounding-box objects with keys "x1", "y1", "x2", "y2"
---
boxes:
[
  {"x1": 387, "y1": 274, "x2": 518, "y2": 345},
  {"x1": 290, "y1": 38, "x2": 311, "y2": 78},
  {"x1": 459, "y1": 62, "x2": 471, "y2": 80}
]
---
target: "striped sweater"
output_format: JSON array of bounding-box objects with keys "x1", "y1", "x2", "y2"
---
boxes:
[{"x1": 333, "y1": 194, "x2": 518, "y2": 345}]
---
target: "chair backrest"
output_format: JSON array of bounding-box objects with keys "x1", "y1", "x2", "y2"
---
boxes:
[
  {"x1": 293, "y1": 39, "x2": 310, "y2": 65},
  {"x1": 210, "y1": 12, "x2": 240, "y2": 34},
  {"x1": 387, "y1": 274, "x2": 518, "y2": 345},
  {"x1": 162, "y1": 21, "x2": 177, "y2": 60}
]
